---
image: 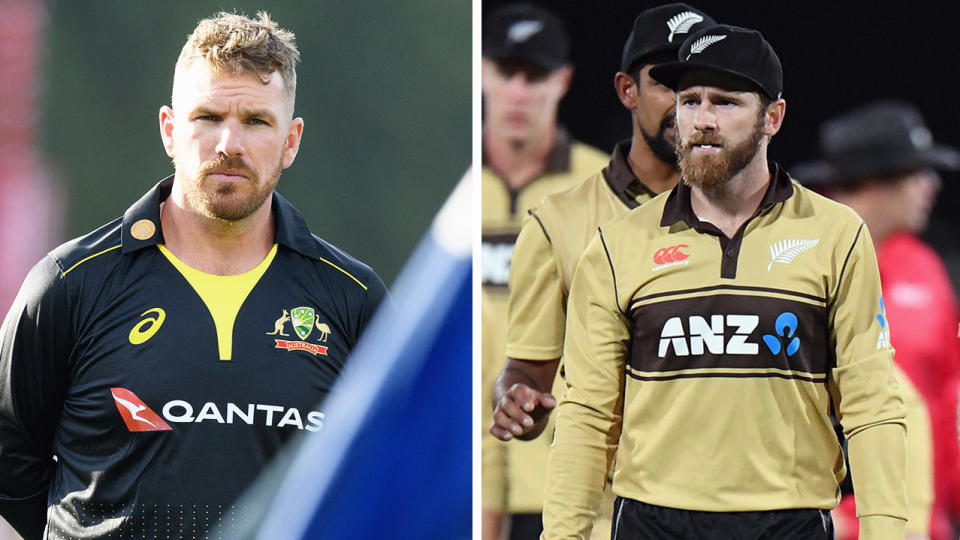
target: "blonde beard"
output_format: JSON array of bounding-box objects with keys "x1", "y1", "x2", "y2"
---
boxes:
[
  {"x1": 176, "y1": 154, "x2": 284, "y2": 222},
  {"x1": 677, "y1": 111, "x2": 766, "y2": 193}
]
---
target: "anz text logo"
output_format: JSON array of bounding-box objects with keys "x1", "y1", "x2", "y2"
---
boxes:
[
  {"x1": 657, "y1": 312, "x2": 801, "y2": 357},
  {"x1": 658, "y1": 314, "x2": 759, "y2": 357}
]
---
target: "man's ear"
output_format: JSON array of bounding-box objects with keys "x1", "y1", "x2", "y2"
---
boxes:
[
  {"x1": 159, "y1": 106, "x2": 175, "y2": 158},
  {"x1": 281, "y1": 117, "x2": 304, "y2": 169},
  {"x1": 614, "y1": 72, "x2": 638, "y2": 111},
  {"x1": 764, "y1": 99, "x2": 786, "y2": 137}
]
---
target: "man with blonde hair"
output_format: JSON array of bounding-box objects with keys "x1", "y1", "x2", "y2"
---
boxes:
[{"x1": 0, "y1": 12, "x2": 386, "y2": 539}]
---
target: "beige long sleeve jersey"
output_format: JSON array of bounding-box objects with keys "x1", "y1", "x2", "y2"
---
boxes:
[{"x1": 542, "y1": 166, "x2": 908, "y2": 540}]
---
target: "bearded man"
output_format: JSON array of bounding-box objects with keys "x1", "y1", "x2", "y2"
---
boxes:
[
  {"x1": 0, "y1": 12, "x2": 386, "y2": 540},
  {"x1": 542, "y1": 24, "x2": 908, "y2": 540}
]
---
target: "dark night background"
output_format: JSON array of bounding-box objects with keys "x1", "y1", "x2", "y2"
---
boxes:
[{"x1": 482, "y1": 0, "x2": 960, "y2": 291}]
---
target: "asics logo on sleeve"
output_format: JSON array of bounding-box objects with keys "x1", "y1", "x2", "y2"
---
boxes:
[
  {"x1": 111, "y1": 388, "x2": 172, "y2": 432},
  {"x1": 129, "y1": 308, "x2": 166, "y2": 345}
]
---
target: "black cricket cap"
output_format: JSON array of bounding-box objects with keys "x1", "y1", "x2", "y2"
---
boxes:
[
  {"x1": 649, "y1": 24, "x2": 783, "y2": 100},
  {"x1": 483, "y1": 3, "x2": 569, "y2": 71},
  {"x1": 792, "y1": 100, "x2": 960, "y2": 186},
  {"x1": 620, "y1": 3, "x2": 716, "y2": 73}
]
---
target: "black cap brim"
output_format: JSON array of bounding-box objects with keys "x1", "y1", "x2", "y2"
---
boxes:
[
  {"x1": 649, "y1": 60, "x2": 775, "y2": 99},
  {"x1": 794, "y1": 145, "x2": 960, "y2": 186},
  {"x1": 483, "y1": 49, "x2": 566, "y2": 71}
]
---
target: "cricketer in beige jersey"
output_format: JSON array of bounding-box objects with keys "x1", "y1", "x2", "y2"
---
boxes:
[
  {"x1": 505, "y1": 141, "x2": 654, "y2": 538},
  {"x1": 507, "y1": 141, "x2": 654, "y2": 362},
  {"x1": 482, "y1": 128, "x2": 607, "y2": 515},
  {"x1": 543, "y1": 165, "x2": 908, "y2": 539}
]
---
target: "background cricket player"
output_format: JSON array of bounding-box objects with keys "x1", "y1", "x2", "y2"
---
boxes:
[
  {"x1": 491, "y1": 1, "x2": 715, "y2": 443},
  {"x1": 480, "y1": 4, "x2": 608, "y2": 539},
  {"x1": 795, "y1": 100, "x2": 960, "y2": 540},
  {"x1": 0, "y1": 12, "x2": 386, "y2": 539},
  {"x1": 544, "y1": 24, "x2": 907, "y2": 539}
]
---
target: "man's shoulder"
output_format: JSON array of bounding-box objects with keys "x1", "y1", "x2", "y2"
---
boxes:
[
  {"x1": 304, "y1": 235, "x2": 385, "y2": 295},
  {"x1": 47, "y1": 217, "x2": 125, "y2": 280},
  {"x1": 607, "y1": 189, "x2": 671, "y2": 232},
  {"x1": 535, "y1": 170, "x2": 608, "y2": 218},
  {"x1": 788, "y1": 180, "x2": 860, "y2": 221},
  {"x1": 879, "y1": 234, "x2": 949, "y2": 280},
  {"x1": 569, "y1": 141, "x2": 609, "y2": 164}
]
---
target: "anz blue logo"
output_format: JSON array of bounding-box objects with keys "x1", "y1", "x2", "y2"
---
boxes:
[
  {"x1": 876, "y1": 296, "x2": 891, "y2": 349},
  {"x1": 762, "y1": 312, "x2": 800, "y2": 356}
]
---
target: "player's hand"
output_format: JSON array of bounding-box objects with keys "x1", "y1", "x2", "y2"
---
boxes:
[{"x1": 489, "y1": 383, "x2": 556, "y2": 441}]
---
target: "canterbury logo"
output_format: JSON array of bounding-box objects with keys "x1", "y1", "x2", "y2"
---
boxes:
[
  {"x1": 767, "y1": 239, "x2": 819, "y2": 271},
  {"x1": 111, "y1": 388, "x2": 172, "y2": 432},
  {"x1": 654, "y1": 244, "x2": 690, "y2": 265},
  {"x1": 507, "y1": 20, "x2": 543, "y2": 44},
  {"x1": 128, "y1": 308, "x2": 166, "y2": 345},
  {"x1": 667, "y1": 11, "x2": 704, "y2": 42},
  {"x1": 686, "y1": 34, "x2": 727, "y2": 59}
]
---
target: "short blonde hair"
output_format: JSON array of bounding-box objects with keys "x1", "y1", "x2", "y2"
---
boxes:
[{"x1": 173, "y1": 11, "x2": 300, "y2": 115}]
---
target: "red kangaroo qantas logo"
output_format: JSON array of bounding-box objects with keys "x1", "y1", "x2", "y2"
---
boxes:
[
  {"x1": 111, "y1": 388, "x2": 172, "y2": 432},
  {"x1": 653, "y1": 244, "x2": 690, "y2": 265}
]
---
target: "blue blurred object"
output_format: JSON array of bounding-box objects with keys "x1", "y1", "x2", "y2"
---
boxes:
[{"x1": 249, "y1": 172, "x2": 473, "y2": 540}]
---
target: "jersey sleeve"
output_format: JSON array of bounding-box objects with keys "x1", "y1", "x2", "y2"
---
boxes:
[
  {"x1": 506, "y1": 212, "x2": 565, "y2": 361},
  {"x1": 542, "y1": 230, "x2": 627, "y2": 539},
  {"x1": 481, "y1": 294, "x2": 507, "y2": 512},
  {"x1": 894, "y1": 367, "x2": 933, "y2": 535},
  {"x1": 0, "y1": 256, "x2": 74, "y2": 539},
  {"x1": 356, "y1": 270, "x2": 388, "y2": 338},
  {"x1": 827, "y1": 222, "x2": 908, "y2": 534}
]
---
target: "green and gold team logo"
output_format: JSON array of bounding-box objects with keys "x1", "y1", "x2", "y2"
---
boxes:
[
  {"x1": 270, "y1": 307, "x2": 330, "y2": 356},
  {"x1": 290, "y1": 307, "x2": 315, "y2": 340}
]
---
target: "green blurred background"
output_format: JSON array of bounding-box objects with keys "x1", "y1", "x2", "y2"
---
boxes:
[{"x1": 40, "y1": 0, "x2": 471, "y2": 286}]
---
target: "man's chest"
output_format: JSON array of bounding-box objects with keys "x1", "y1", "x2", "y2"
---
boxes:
[{"x1": 65, "y1": 261, "x2": 354, "y2": 436}]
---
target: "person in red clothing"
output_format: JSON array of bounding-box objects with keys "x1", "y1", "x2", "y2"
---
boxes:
[{"x1": 795, "y1": 100, "x2": 960, "y2": 540}]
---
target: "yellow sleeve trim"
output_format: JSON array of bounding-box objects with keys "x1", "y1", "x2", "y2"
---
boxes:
[
  {"x1": 62, "y1": 244, "x2": 122, "y2": 276},
  {"x1": 318, "y1": 256, "x2": 368, "y2": 291}
]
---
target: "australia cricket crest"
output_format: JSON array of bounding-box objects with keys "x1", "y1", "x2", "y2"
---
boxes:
[
  {"x1": 290, "y1": 306, "x2": 315, "y2": 340},
  {"x1": 267, "y1": 306, "x2": 330, "y2": 356}
]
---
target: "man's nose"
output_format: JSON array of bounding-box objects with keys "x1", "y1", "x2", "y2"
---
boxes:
[
  {"x1": 693, "y1": 103, "x2": 717, "y2": 131},
  {"x1": 215, "y1": 121, "x2": 244, "y2": 155}
]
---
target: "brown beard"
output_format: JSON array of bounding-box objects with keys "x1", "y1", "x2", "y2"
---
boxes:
[
  {"x1": 179, "y1": 154, "x2": 283, "y2": 222},
  {"x1": 677, "y1": 109, "x2": 766, "y2": 192}
]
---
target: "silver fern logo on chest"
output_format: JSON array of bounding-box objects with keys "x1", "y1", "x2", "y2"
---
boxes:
[{"x1": 767, "y1": 239, "x2": 820, "y2": 271}]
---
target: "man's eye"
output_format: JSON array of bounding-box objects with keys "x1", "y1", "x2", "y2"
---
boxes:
[
  {"x1": 247, "y1": 118, "x2": 267, "y2": 126},
  {"x1": 196, "y1": 115, "x2": 218, "y2": 122}
]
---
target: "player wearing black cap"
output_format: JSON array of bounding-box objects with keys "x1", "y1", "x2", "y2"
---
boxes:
[
  {"x1": 488, "y1": 5, "x2": 715, "y2": 539},
  {"x1": 480, "y1": 4, "x2": 608, "y2": 539},
  {"x1": 543, "y1": 25, "x2": 907, "y2": 540},
  {"x1": 796, "y1": 101, "x2": 960, "y2": 540}
]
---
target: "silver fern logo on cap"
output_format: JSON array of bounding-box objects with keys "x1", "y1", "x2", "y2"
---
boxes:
[
  {"x1": 667, "y1": 11, "x2": 704, "y2": 42},
  {"x1": 686, "y1": 34, "x2": 727, "y2": 60},
  {"x1": 767, "y1": 239, "x2": 820, "y2": 271},
  {"x1": 507, "y1": 20, "x2": 543, "y2": 44}
]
